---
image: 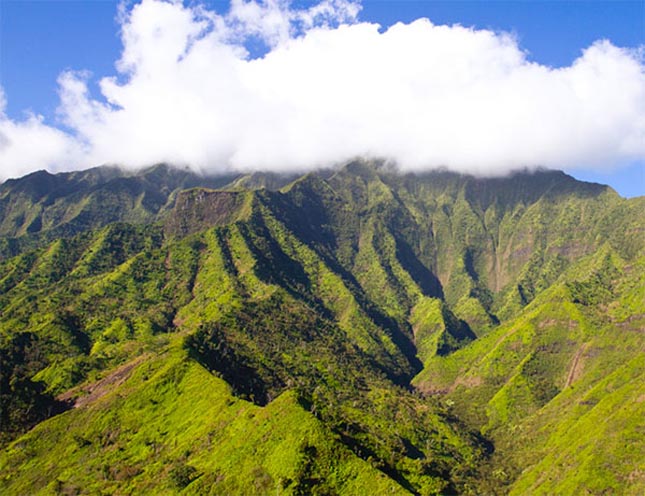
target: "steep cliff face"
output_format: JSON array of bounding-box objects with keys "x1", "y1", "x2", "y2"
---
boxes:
[
  {"x1": 0, "y1": 162, "x2": 643, "y2": 494},
  {"x1": 164, "y1": 189, "x2": 253, "y2": 238}
]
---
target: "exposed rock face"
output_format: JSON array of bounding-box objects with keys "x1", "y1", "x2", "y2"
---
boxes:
[{"x1": 164, "y1": 189, "x2": 251, "y2": 237}]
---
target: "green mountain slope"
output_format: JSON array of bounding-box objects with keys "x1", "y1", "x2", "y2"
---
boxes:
[
  {"x1": 1, "y1": 346, "x2": 411, "y2": 495},
  {"x1": 0, "y1": 164, "x2": 245, "y2": 259},
  {"x1": 0, "y1": 161, "x2": 643, "y2": 494},
  {"x1": 414, "y1": 246, "x2": 645, "y2": 494}
]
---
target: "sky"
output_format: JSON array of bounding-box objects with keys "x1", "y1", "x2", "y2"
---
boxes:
[{"x1": 0, "y1": 0, "x2": 643, "y2": 197}]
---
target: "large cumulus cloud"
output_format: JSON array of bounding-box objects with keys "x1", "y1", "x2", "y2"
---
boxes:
[{"x1": 1, "y1": 0, "x2": 644, "y2": 179}]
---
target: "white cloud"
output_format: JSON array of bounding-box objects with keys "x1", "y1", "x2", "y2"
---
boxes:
[
  {"x1": 0, "y1": 0, "x2": 644, "y2": 180},
  {"x1": 0, "y1": 88, "x2": 84, "y2": 180}
]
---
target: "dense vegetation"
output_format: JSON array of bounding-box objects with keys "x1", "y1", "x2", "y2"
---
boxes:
[{"x1": 0, "y1": 161, "x2": 643, "y2": 494}]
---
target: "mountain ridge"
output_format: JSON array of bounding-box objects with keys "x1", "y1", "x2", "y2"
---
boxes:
[{"x1": 0, "y1": 161, "x2": 642, "y2": 494}]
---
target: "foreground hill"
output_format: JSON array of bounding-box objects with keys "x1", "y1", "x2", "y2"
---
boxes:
[{"x1": 0, "y1": 161, "x2": 643, "y2": 494}]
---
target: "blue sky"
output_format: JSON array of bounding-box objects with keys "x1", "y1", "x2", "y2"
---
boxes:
[{"x1": 0, "y1": 0, "x2": 643, "y2": 197}]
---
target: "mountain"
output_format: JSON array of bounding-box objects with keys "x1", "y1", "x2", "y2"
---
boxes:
[
  {"x1": 0, "y1": 164, "x2": 246, "y2": 259},
  {"x1": 0, "y1": 161, "x2": 643, "y2": 494}
]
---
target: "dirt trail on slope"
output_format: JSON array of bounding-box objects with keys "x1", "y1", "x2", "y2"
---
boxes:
[
  {"x1": 58, "y1": 354, "x2": 148, "y2": 408},
  {"x1": 565, "y1": 344, "x2": 589, "y2": 388}
]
